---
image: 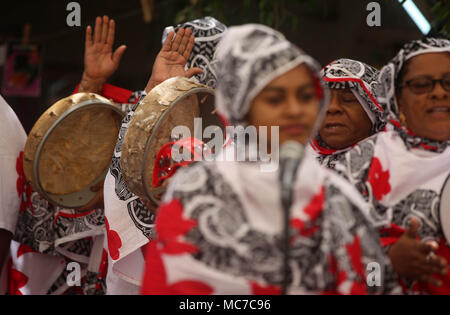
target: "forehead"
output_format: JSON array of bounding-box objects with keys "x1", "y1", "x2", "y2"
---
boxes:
[
  {"x1": 264, "y1": 64, "x2": 314, "y2": 89},
  {"x1": 404, "y1": 52, "x2": 450, "y2": 78},
  {"x1": 331, "y1": 88, "x2": 354, "y2": 95}
]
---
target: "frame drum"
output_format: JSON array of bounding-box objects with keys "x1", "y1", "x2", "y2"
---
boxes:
[
  {"x1": 121, "y1": 77, "x2": 225, "y2": 204},
  {"x1": 440, "y1": 174, "x2": 450, "y2": 244},
  {"x1": 23, "y1": 93, "x2": 125, "y2": 209}
]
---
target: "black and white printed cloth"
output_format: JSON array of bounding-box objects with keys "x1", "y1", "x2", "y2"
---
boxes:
[
  {"x1": 334, "y1": 38, "x2": 450, "y2": 294},
  {"x1": 311, "y1": 59, "x2": 387, "y2": 169},
  {"x1": 141, "y1": 25, "x2": 399, "y2": 295}
]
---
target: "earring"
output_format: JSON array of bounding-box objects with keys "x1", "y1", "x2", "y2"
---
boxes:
[{"x1": 399, "y1": 111, "x2": 407, "y2": 126}]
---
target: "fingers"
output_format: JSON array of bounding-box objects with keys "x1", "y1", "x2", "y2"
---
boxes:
[
  {"x1": 112, "y1": 45, "x2": 127, "y2": 65},
  {"x1": 93, "y1": 15, "x2": 113, "y2": 45},
  {"x1": 93, "y1": 16, "x2": 102, "y2": 44},
  {"x1": 171, "y1": 28, "x2": 185, "y2": 52},
  {"x1": 106, "y1": 19, "x2": 116, "y2": 49},
  {"x1": 162, "y1": 31, "x2": 174, "y2": 52},
  {"x1": 424, "y1": 254, "x2": 448, "y2": 275},
  {"x1": 425, "y1": 240, "x2": 439, "y2": 252},
  {"x1": 185, "y1": 67, "x2": 203, "y2": 78},
  {"x1": 177, "y1": 27, "x2": 191, "y2": 55},
  {"x1": 183, "y1": 34, "x2": 195, "y2": 60},
  {"x1": 417, "y1": 240, "x2": 435, "y2": 254},
  {"x1": 100, "y1": 16, "x2": 109, "y2": 44},
  {"x1": 410, "y1": 249, "x2": 448, "y2": 276},
  {"x1": 406, "y1": 217, "x2": 420, "y2": 239},
  {"x1": 418, "y1": 274, "x2": 442, "y2": 287},
  {"x1": 85, "y1": 25, "x2": 93, "y2": 48}
]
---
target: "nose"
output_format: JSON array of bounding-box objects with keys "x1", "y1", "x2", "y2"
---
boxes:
[
  {"x1": 326, "y1": 92, "x2": 343, "y2": 114},
  {"x1": 430, "y1": 79, "x2": 448, "y2": 99},
  {"x1": 285, "y1": 93, "x2": 303, "y2": 117}
]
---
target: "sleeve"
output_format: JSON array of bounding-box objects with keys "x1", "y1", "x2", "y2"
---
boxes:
[
  {"x1": 141, "y1": 165, "x2": 281, "y2": 295},
  {"x1": 0, "y1": 95, "x2": 27, "y2": 234},
  {"x1": 0, "y1": 154, "x2": 21, "y2": 233},
  {"x1": 322, "y1": 182, "x2": 401, "y2": 295},
  {"x1": 73, "y1": 83, "x2": 134, "y2": 104},
  {"x1": 73, "y1": 83, "x2": 145, "y2": 114},
  {"x1": 140, "y1": 199, "x2": 265, "y2": 295}
]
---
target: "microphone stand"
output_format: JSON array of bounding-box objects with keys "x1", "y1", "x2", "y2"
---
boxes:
[{"x1": 279, "y1": 141, "x2": 303, "y2": 295}]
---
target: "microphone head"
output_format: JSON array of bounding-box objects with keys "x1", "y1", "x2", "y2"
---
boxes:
[{"x1": 280, "y1": 141, "x2": 304, "y2": 160}]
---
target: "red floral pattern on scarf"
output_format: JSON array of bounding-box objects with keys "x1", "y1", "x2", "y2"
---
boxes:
[
  {"x1": 290, "y1": 186, "x2": 325, "y2": 240},
  {"x1": 141, "y1": 199, "x2": 214, "y2": 295},
  {"x1": 16, "y1": 152, "x2": 33, "y2": 213},
  {"x1": 345, "y1": 235, "x2": 367, "y2": 294},
  {"x1": 7, "y1": 258, "x2": 28, "y2": 295},
  {"x1": 324, "y1": 236, "x2": 367, "y2": 295},
  {"x1": 156, "y1": 199, "x2": 198, "y2": 255},
  {"x1": 105, "y1": 217, "x2": 122, "y2": 261},
  {"x1": 16, "y1": 243, "x2": 36, "y2": 259},
  {"x1": 250, "y1": 281, "x2": 281, "y2": 295},
  {"x1": 366, "y1": 157, "x2": 391, "y2": 201},
  {"x1": 141, "y1": 241, "x2": 213, "y2": 295}
]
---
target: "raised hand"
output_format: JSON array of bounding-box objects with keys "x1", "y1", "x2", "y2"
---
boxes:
[
  {"x1": 145, "y1": 28, "x2": 203, "y2": 93},
  {"x1": 80, "y1": 16, "x2": 127, "y2": 93},
  {"x1": 388, "y1": 218, "x2": 447, "y2": 286}
]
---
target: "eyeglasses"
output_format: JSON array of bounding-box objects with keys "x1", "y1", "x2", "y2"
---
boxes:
[{"x1": 400, "y1": 75, "x2": 450, "y2": 94}]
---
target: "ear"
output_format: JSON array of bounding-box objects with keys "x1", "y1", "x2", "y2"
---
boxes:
[
  {"x1": 398, "y1": 110, "x2": 407, "y2": 126},
  {"x1": 395, "y1": 91, "x2": 407, "y2": 126}
]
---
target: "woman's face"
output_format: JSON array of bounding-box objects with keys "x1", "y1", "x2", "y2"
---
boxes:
[
  {"x1": 247, "y1": 64, "x2": 320, "y2": 145},
  {"x1": 318, "y1": 88, "x2": 373, "y2": 150},
  {"x1": 397, "y1": 52, "x2": 450, "y2": 141}
]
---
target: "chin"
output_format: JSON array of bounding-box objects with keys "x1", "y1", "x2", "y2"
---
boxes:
[
  {"x1": 422, "y1": 124, "x2": 450, "y2": 141},
  {"x1": 319, "y1": 137, "x2": 348, "y2": 150}
]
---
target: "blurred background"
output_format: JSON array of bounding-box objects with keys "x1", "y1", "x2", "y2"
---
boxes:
[{"x1": 0, "y1": 0, "x2": 448, "y2": 132}]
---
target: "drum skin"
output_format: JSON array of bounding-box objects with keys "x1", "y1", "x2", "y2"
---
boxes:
[
  {"x1": 121, "y1": 77, "x2": 221, "y2": 204},
  {"x1": 23, "y1": 92, "x2": 124, "y2": 208}
]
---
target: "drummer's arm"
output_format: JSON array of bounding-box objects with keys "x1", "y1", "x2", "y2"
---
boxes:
[
  {"x1": 144, "y1": 28, "x2": 203, "y2": 94},
  {"x1": 77, "y1": 16, "x2": 127, "y2": 95}
]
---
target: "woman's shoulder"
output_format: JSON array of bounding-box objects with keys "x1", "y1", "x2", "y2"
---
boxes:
[
  {"x1": 162, "y1": 161, "x2": 224, "y2": 202},
  {"x1": 333, "y1": 133, "x2": 380, "y2": 182}
]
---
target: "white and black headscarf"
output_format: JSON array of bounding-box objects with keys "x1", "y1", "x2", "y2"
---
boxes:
[
  {"x1": 213, "y1": 24, "x2": 327, "y2": 126},
  {"x1": 311, "y1": 59, "x2": 387, "y2": 164},
  {"x1": 162, "y1": 16, "x2": 227, "y2": 88},
  {"x1": 378, "y1": 37, "x2": 450, "y2": 153}
]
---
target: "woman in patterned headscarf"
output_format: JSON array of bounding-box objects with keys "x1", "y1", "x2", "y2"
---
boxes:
[
  {"x1": 140, "y1": 24, "x2": 399, "y2": 295},
  {"x1": 103, "y1": 17, "x2": 227, "y2": 295},
  {"x1": 311, "y1": 59, "x2": 387, "y2": 169},
  {"x1": 335, "y1": 38, "x2": 450, "y2": 294}
]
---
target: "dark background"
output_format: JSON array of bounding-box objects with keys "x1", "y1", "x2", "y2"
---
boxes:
[{"x1": 0, "y1": 0, "x2": 440, "y2": 132}]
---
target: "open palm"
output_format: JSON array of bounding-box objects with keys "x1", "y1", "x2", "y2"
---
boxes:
[
  {"x1": 84, "y1": 16, "x2": 126, "y2": 83},
  {"x1": 146, "y1": 28, "x2": 203, "y2": 92}
]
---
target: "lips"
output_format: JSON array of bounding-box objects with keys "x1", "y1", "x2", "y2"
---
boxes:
[
  {"x1": 427, "y1": 106, "x2": 450, "y2": 113},
  {"x1": 426, "y1": 106, "x2": 450, "y2": 118},
  {"x1": 324, "y1": 122, "x2": 346, "y2": 129}
]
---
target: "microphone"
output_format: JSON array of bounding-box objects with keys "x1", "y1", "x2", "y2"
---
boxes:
[{"x1": 279, "y1": 141, "x2": 305, "y2": 295}]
